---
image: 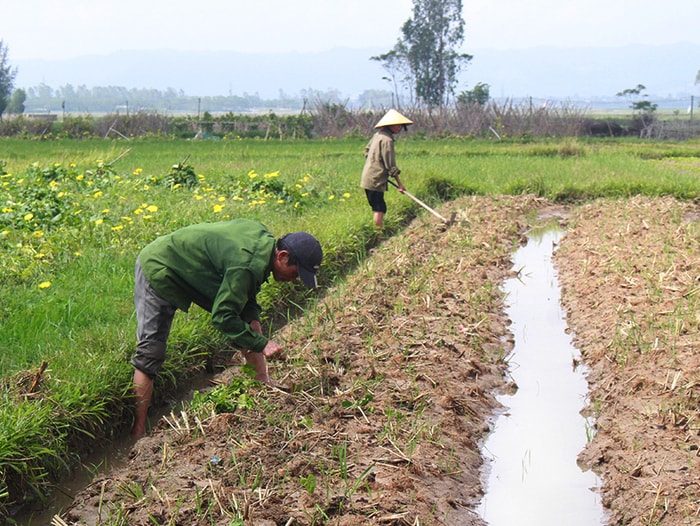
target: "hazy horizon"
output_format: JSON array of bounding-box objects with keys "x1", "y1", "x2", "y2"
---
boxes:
[{"x1": 13, "y1": 43, "x2": 700, "y2": 109}]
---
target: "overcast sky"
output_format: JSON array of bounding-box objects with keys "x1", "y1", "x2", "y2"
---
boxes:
[{"x1": 2, "y1": 0, "x2": 699, "y2": 61}]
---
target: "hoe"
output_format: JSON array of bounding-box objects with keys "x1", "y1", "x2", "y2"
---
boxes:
[{"x1": 389, "y1": 180, "x2": 456, "y2": 226}]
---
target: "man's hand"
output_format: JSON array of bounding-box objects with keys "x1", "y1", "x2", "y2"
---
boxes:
[
  {"x1": 393, "y1": 176, "x2": 406, "y2": 193},
  {"x1": 249, "y1": 319, "x2": 285, "y2": 359}
]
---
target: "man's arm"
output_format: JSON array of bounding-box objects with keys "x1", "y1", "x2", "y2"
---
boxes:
[{"x1": 210, "y1": 267, "x2": 268, "y2": 352}]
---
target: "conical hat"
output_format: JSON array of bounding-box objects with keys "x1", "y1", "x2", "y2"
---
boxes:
[{"x1": 375, "y1": 109, "x2": 413, "y2": 128}]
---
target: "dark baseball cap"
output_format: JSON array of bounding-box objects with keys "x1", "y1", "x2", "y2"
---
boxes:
[{"x1": 280, "y1": 232, "x2": 323, "y2": 289}]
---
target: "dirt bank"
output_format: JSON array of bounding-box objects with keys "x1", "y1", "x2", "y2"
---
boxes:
[
  {"x1": 60, "y1": 195, "x2": 699, "y2": 525},
  {"x1": 555, "y1": 196, "x2": 700, "y2": 525}
]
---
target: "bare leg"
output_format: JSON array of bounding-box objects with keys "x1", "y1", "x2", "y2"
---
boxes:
[
  {"x1": 373, "y1": 211, "x2": 384, "y2": 228},
  {"x1": 241, "y1": 350, "x2": 271, "y2": 385},
  {"x1": 131, "y1": 369, "x2": 153, "y2": 438}
]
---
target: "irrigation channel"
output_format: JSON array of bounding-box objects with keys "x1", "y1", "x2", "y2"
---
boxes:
[{"x1": 478, "y1": 227, "x2": 607, "y2": 525}]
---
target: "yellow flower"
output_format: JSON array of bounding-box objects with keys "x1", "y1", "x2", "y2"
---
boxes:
[
  {"x1": 32, "y1": 230, "x2": 44, "y2": 238},
  {"x1": 38, "y1": 281, "x2": 52, "y2": 289},
  {"x1": 112, "y1": 225, "x2": 124, "y2": 231},
  {"x1": 146, "y1": 205, "x2": 158, "y2": 213},
  {"x1": 94, "y1": 218, "x2": 104, "y2": 225},
  {"x1": 194, "y1": 195, "x2": 204, "y2": 200},
  {"x1": 343, "y1": 192, "x2": 351, "y2": 198},
  {"x1": 24, "y1": 213, "x2": 34, "y2": 221},
  {"x1": 35, "y1": 253, "x2": 46, "y2": 259},
  {"x1": 134, "y1": 208, "x2": 143, "y2": 215},
  {"x1": 217, "y1": 196, "x2": 225, "y2": 202},
  {"x1": 213, "y1": 204, "x2": 224, "y2": 213},
  {"x1": 133, "y1": 168, "x2": 143, "y2": 175},
  {"x1": 248, "y1": 170, "x2": 259, "y2": 179},
  {"x1": 76, "y1": 174, "x2": 84, "y2": 181},
  {"x1": 328, "y1": 195, "x2": 335, "y2": 200},
  {"x1": 264, "y1": 171, "x2": 280, "y2": 178}
]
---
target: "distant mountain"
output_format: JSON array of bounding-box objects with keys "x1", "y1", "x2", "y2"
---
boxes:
[
  {"x1": 14, "y1": 43, "x2": 700, "y2": 105},
  {"x1": 466, "y1": 42, "x2": 699, "y2": 102}
]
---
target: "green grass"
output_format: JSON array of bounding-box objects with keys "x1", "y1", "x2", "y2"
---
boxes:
[{"x1": 1, "y1": 135, "x2": 700, "y2": 515}]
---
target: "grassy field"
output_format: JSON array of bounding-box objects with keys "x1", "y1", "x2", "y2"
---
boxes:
[{"x1": 1, "y1": 135, "x2": 700, "y2": 515}]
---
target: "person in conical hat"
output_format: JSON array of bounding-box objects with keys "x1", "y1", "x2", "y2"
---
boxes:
[{"x1": 360, "y1": 109, "x2": 414, "y2": 228}]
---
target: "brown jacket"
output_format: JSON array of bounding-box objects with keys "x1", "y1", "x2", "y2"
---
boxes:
[{"x1": 360, "y1": 128, "x2": 400, "y2": 192}]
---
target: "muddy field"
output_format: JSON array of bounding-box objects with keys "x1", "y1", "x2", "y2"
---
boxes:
[{"x1": 60, "y1": 195, "x2": 700, "y2": 525}]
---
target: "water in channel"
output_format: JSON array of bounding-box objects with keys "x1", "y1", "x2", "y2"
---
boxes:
[{"x1": 478, "y1": 227, "x2": 606, "y2": 525}]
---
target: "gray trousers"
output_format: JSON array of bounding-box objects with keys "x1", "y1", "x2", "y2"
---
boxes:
[{"x1": 131, "y1": 259, "x2": 177, "y2": 378}]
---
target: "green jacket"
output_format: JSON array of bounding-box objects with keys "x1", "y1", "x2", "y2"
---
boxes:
[
  {"x1": 138, "y1": 219, "x2": 276, "y2": 353},
  {"x1": 360, "y1": 128, "x2": 400, "y2": 192}
]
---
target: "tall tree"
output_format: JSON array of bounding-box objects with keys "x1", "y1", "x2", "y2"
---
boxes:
[
  {"x1": 0, "y1": 40, "x2": 18, "y2": 120},
  {"x1": 373, "y1": 0, "x2": 471, "y2": 109}
]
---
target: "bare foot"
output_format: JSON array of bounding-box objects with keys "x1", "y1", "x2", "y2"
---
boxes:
[{"x1": 255, "y1": 374, "x2": 275, "y2": 387}]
